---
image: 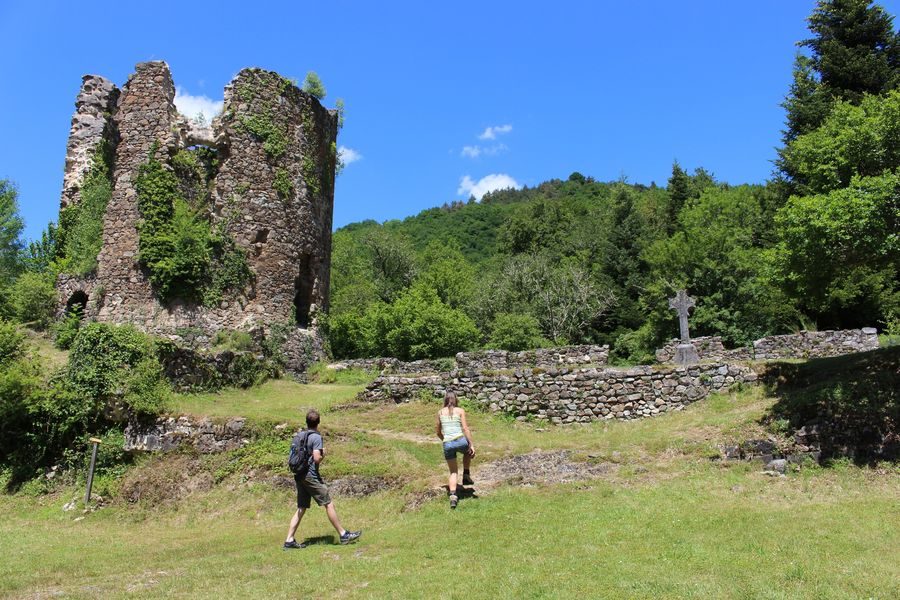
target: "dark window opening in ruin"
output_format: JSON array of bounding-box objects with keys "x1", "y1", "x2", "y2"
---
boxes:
[
  {"x1": 66, "y1": 291, "x2": 89, "y2": 319},
  {"x1": 294, "y1": 254, "x2": 314, "y2": 328}
]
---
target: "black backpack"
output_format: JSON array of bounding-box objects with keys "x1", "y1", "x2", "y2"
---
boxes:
[{"x1": 288, "y1": 430, "x2": 312, "y2": 477}]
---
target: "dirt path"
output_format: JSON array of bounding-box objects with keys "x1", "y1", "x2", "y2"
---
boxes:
[
  {"x1": 403, "y1": 450, "x2": 618, "y2": 510},
  {"x1": 367, "y1": 429, "x2": 437, "y2": 444}
]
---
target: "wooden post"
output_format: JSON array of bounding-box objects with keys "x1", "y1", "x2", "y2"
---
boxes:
[{"x1": 84, "y1": 437, "x2": 102, "y2": 506}]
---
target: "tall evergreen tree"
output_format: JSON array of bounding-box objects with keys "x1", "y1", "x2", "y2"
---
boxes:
[
  {"x1": 804, "y1": 0, "x2": 900, "y2": 102},
  {"x1": 782, "y1": 0, "x2": 900, "y2": 147}
]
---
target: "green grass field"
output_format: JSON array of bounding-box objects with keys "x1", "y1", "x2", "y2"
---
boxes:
[{"x1": 2, "y1": 380, "x2": 898, "y2": 599}]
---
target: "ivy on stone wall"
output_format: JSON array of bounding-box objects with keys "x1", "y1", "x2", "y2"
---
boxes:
[
  {"x1": 273, "y1": 168, "x2": 293, "y2": 199},
  {"x1": 135, "y1": 151, "x2": 251, "y2": 307},
  {"x1": 57, "y1": 141, "x2": 114, "y2": 276},
  {"x1": 239, "y1": 111, "x2": 288, "y2": 160}
]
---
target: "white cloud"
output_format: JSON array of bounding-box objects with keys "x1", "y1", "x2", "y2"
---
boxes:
[
  {"x1": 457, "y1": 173, "x2": 521, "y2": 200},
  {"x1": 338, "y1": 145, "x2": 362, "y2": 165},
  {"x1": 460, "y1": 143, "x2": 507, "y2": 159},
  {"x1": 461, "y1": 145, "x2": 482, "y2": 158},
  {"x1": 174, "y1": 86, "x2": 223, "y2": 123},
  {"x1": 478, "y1": 124, "x2": 513, "y2": 140}
]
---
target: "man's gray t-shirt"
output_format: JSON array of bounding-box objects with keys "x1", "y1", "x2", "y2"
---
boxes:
[{"x1": 306, "y1": 431, "x2": 324, "y2": 481}]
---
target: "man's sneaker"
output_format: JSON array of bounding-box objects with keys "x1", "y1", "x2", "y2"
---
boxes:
[
  {"x1": 449, "y1": 494, "x2": 459, "y2": 509},
  {"x1": 283, "y1": 540, "x2": 307, "y2": 550},
  {"x1": 462, "y1": 472, "x2": 474, "y2": 486},
  {"x1": 340, "y1": 530, "x2": 362, "y2": 545}
]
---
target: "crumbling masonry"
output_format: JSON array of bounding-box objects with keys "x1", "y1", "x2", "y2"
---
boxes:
[{"x1": 56, "y1": 61, "x2": 338, "y2": 372}]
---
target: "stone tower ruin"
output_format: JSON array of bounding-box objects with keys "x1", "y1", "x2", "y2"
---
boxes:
[{"x1": 56, "y1": 61, "x2": 338, "y2": 371}]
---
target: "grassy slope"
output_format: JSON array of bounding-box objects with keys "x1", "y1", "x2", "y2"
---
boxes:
[{"x1": 1, "y1": 381, "x2": 898, "y2": 599}]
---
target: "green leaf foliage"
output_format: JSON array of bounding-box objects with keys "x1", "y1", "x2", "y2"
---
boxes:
[
  {"x1": 781, "y1": 90, "x2": 900, "y2": 195},
  {"x1": 487, "y1": 313, "x2": 548, "y2": 352},
  {"x1": 135, "y1": 153, "x2": 251, "y2": 307},
  {"x1": 10, "y1": 271, "x2": 56, "y2": 330},
  {"x1": 302, "y1": 71, "x2": 327, "y2": 100},
  {"x1": 56, "y1": 143, "x2": 113, "y2": 276},
  {"x1": 771, "y1": 173, "x2": 899, "y2": 326}
]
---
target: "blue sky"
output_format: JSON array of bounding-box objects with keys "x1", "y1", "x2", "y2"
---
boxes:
[{"x1": 1, "y1": 0, "x2": 898, "y2": 242}]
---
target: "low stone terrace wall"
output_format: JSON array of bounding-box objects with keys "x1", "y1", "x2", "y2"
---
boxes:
[
  {"x1": 124, "y1": 416, "x2": 249, "y2": 453},
  {"x1": 329, "y1": 357, "x2": 451, "y2": 374},
  {"x1": 455, "y1": 345, "x2": 610, "y2": 370},
  {"x1": 656, "y1": 329, "x2": 878, "y2": 363},
  {"x1": 331, "y1": 345, "x2": 609, "y2": 375},
  {"x1": 359, "y1": 363, "x2": 757, "y2": 424},
  {"x1": 752, "y1": 328, "x2": 878, "y2": 360}
]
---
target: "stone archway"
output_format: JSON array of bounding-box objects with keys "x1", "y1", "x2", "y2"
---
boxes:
[{"x1": 66, "y1": 290, "x2": 89, "y2": 318}]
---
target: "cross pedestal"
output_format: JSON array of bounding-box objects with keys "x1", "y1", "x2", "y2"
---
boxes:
[{"x1": 668, "y1": 290, "x2": 699, "y2": 366}]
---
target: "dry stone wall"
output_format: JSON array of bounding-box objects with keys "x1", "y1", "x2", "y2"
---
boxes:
[
  {"x1": 456, "y1": 345, "x2": 609, "y2": 370},
  {"x1": 656, "y1": 329, "x2": 878, "y2": 363},
  {"x1": 331, "y1": 346, "x2": 609, "y2": 375},
  {"x1": 328, "y1": 357, "x2": 452, "y2": 374},
  {"x1": 359, "y1": 363, "x2": 757, "y2": 424},
  {"x1": 55, "y1": 62, "x2": 338, "y2": 373},
  {"x1": 124, "y1": 416, "x2": 248, "y2": 453},
  {"x1": 751, "y1": 328, "x2": 879, "y2": 360}
]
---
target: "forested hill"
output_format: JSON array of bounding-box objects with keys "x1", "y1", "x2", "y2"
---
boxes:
[
  {"x1": 329, "y1": 0, "x2": 900, "y2": 363},
  {"x1": 336, "y1": 176, "x2": 669, "y2": 265}
]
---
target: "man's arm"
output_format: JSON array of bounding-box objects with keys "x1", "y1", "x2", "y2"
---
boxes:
[{"x1": 311, "y1": 433, "x2": 325, "y2": 464}]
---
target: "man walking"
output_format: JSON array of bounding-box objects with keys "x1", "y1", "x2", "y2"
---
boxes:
[{"x1": 284, "y1": 409, "x2": 362, "y2": 549}]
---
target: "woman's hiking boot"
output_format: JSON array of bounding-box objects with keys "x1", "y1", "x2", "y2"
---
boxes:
[
  {"x1": 462, "y1": 470, "x2": 474, "y2": 486},
  {"x1": 449, "y1": 494, "x2": 459, "y2": 509}
]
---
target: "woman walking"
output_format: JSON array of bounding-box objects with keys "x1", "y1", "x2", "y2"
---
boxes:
[{"x1": 435, "y1": 392, "x2": 475, "y2": 509}]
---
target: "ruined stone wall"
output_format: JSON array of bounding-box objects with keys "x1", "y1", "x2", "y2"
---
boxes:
[
  {"x1": 751, "y1": 328, "x2": 879, "y2": 360},
  {"x1": 456, "y1": 345, "x2": 610, "y2": 371},
  {"x1": 359, "y1": 363, "x2": 758, "y2": 424},
  {"x1": 655, "y1": 329, "x2": 879, "y2": 363},
  {"x1": 59, "y1": 75, "x2": 119, "y2": 209},
  {"x1": 124, "y1": 415, "x2": 249, "y2": 453},
  {"x1": 329, "y1": 357, "x2": 453, "y2": 374},
  {"x1": 55, "y1": 62, "x2": 337, "y2": 372}
]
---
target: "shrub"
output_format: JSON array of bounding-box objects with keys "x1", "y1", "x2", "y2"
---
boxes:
[
  {"x1": 52, "y1": 310, "x2": 82, "y2": 350},
  {"x1": 57, "y1": 146, "x2": 112, "y2": 276},
  {"x1": 375, "y1": 286, "x2": 481, "y2": 360},
  {"x1": 212, "y1": 329, "x2": 255, "y2": 352},
  {"x1": 10, "y1": 271, "x2": 56, "y2": 329},
  {"x1": 0, "y1": 319, "x2": 25, "y2": 366},
  {"x1": 302, "y1": 71, "x2": 326, "y2": 100},
  {"x1": 136, "y1": 155, "x2": 251, "y2": 307},
  {"x1": 487, "y1": 313, "x2": 547, "y2": 352},
  {"x1": 68, "y1": 322, "x2": 170, "y2": 417}
]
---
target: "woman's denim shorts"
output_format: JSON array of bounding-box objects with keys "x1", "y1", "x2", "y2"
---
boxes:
[{"x1": 442, "y1": 436, "x2": 470, "y2": 460}]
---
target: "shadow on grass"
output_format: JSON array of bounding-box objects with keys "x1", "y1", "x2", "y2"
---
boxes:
[
  {"x1": 443, "y1": 485, "x2": 479, "y2": 501},
  {"x1": 763, "y1": 346, "x2": 899, "y2": 465},
  {"x1": 302, "y1": 535, "x2": 336, "y2": 546}
]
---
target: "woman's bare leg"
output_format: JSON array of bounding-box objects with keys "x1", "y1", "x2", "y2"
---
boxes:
[{"x1": 446, "y1": 458, "x2": 458, "y2": 495}]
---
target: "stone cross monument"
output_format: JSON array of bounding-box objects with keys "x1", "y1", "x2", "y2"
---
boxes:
[{"x1": 668, "y1": 289, "x2": 700, "y2": 366}]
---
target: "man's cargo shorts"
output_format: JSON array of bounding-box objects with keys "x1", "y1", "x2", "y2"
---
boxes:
[{"x1": 295, "y1": 473, "x2": 332, "y2": 508}]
